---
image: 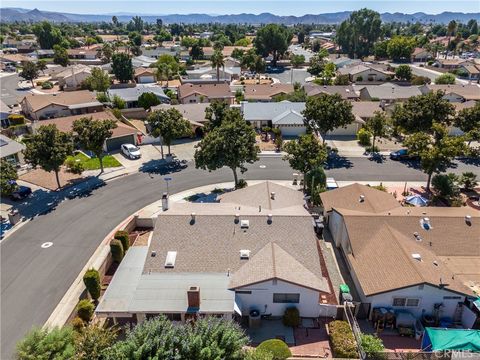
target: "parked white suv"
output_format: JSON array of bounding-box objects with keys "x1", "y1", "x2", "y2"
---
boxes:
[{"x1": 121, "y1": 144, "x2": 141, "y2": 159}]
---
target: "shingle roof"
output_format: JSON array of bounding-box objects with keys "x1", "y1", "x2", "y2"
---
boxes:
[
  {"x1": 351, "y1": 101, "x2": 384, "y2": 119},
  {"x1": 177, "y1": 83, "x2": 233, "y2": 100},
  {"x1": 360, "y1": 84, "x2": 422, "y2": 100},
  {"x1": 107, "y1": 84, "x2": 169, "y2": 102},
  {"x1": 425, "y1": 84, "x2": 480, "y2": 101},
  {"x1": 21, "y1": 90, "x2": 101, "y2": 112},
  {"x1": 320, "y1": 183, "x2": 401, "y2": 214},
  {"x1": 0, "y1": 134, "x2": 25, "y2": 158},
  {"x1": 241, "y1": 101, "x2": 305, "y2": 121},
  {"x1": 243, "y1": 84, "x2": 294, "y2": 101},
  {"x1": 151, "y1": 103, "x2": 209, "y2": 126},
  {"x1": 304, "y1": 84, "x2": 359, "y2": 100}
]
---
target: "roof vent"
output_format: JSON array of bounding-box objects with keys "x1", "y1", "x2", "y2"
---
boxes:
[
  {"x1": 270, "y1": 192, "x2": 275, "y2": 200},
  {"x1": 267, "y1": 214, "x2": 273, "y2": 224},
  {"x1": 412, "y1": 253, "x2": 422, "y2": 261},
  {"x1": 359, "y1": 195, "x2": 365, "y2": 202},
  {"x1": 240, "y1": 220, "x2": 249, "y2": 229},
  {"x1": 151, "y1": 250, "x2": 156, "y2": 257},
  {"x1": 191, "y1": 212, "x2": 196, "y2": 221},
  {"x1": 421, "y1": 217, "x2": 432, "y2": 230},
  {"x1": 240, "y1": 249, "x2": 251, "y2": 259},
  {"x1": 413, "y1": 232, "x2": 422, "y2": 241},
  {"x1": 465, "y1": 215, "x2": 472, "y2": 225},
  {"x1": 433, "y1": 261, "x2": 438, "y2": 266},
  {"x1": 164, "y1": 251, "x2": 177, "y2": 268},
  {"x1": 234, "y1": 213, "x2": 240, "y2": 223}
]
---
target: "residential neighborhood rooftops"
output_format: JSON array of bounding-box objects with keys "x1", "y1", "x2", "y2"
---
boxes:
[
  {"x1": 243, "y1": 84, "x2": 294, "y2": 101},
  {"x1": 241, "y1": 101, "x2": 305, "y2": 121},
  {"x1": 20, "y1": 90, "x2": 101, "y2": 112},
  {"x1": 177, "y1": 83, "x2": 233, "y2": 100},
  {"x1": 134, "y1": 67, "x2": 156, "y2": 77},
  {"x1": 359, "y1": 83, "x2": 423, "y2": 100},
  {"x1": 0, "y1": 134, "x2": 25, "y2": 159},
  {"x1": 423, "y1": 84, "x2": 480, "y2": 101},
  {"x1": 151, "y1": 103, "x2": 209, "y2": 126},
  {"x1": 351, "y1": 101, "x2": 384, "y2": 119},
  {"x1": 107, "y1": 84, "x2": 169, "y2": 102},
  {"x1": 304, "y1": 84, "x2": 359, "y2": 100}
]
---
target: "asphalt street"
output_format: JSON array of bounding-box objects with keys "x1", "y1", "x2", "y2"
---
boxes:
[
  {"x1": 0, "y1": 74, "x2": 27, "y2": 106},
  {"x1": 1, "y1": 156, "x2": 479, "y2": 359}
]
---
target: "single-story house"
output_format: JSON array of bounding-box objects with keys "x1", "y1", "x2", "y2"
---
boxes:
[
  {"x1": 66, "y1": 48, "x2": 98, "y2": 60},
  {"x1": 55, "y1": 65, "x2": 93, "y2": 91},
  {"x1": 185, "y1": 66, "x2": 240, "y2": 82},
  {"x1": 107, "y1": 84, "x2": 170, "y2": 108},
  {"x1": 141, "y1": 46, "x2": 182, "y2": 60},
  {"x1": 31, "y1": 110, "x2": 139, "y2": 152},
  {"x1": 320, "y1": 184, "x2": 480, "y2": 324},
  {"x1": 134, "y1": 67, "x2": 157, "y2": 84},
  {"x1": 337, "y1": 64, "x2": 393, "y2": 83},
  {"x1": 28, "y1": 49, "x2": 55, "y2": 59},
  {"x1": 20, "y1": 91, "x2": 104, "y2": 120},
  {"x1": 331, "y1": 56, "x2": 362, "y2": 69},
  {"x1": 242, "y1": 84, "x2": 294, "y2": 102},
  {"x1": 241, "y1": 101, "x2": 364, "y2": 137},
  {"x1": 177, "y1": 83, "x2": 234, "y2": 104},
  {"x1": 304, "y1": 84, "x2": 359, "y2": 101},
  {"x1": 0, "y1": 53, "x2": 33, "y2": 65},
  {"x1": 411, "y1": 48, "x2": 432, "y2": 63},
  {"x1": 359, "y1": 83, "x2": 422, "y2": 103},
  {"x1": 350, "y1": 101, "x2": 385, "y2": 121},
  {"x1": 458, "y1": 64, "x2": 480, "y2": 81},
  {"x1": 96, "y1": 181, "x2": 334, "y2": 324},
  {"x1": 131, "y1": 55, "x2": 157, "y2": 68},
  {"x1": 201, "y1": 46, "x2": 252, "y2": 59},
  {"x1": 0, "y1": 134, "x2": 25, "y2": 165},
  {"x1": 151, "y1": 103, "x2": 208, "y2": 137},
  {"x1": 435, "y1": 59, "x2": 471, "y2": 70},
  {"x1": 420, "y1": 84, "x2": 480, "y2": 102}
]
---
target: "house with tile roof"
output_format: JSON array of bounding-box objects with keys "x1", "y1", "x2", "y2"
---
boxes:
[
  {"x1": 134, "y1": 67, "x2": 157, "y2": 84},
  {"x1": 242, "y1": 84, "x2": 294, "y2": 102},
  {"x1": 107, "y1": 84, "x2": 170, "y2": 108},
  {"x1": 421, "y1": 84, "x2": 480, "y2": 102},
  {"x1": 320, "y1": 184, "x2": 480, "y2": 324},
  {"x1": 96, "y1": 181, "x2": 335, "y2": 324},
  {"x1": 177, "y1": 83, "x2": 234, "y2": 104}
]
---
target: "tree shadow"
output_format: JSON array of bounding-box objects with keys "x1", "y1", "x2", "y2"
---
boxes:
[
  {"x1": 139, "y1": 158, "x2": 188, "y2": 175},
  {"x1": 457, "y1": 157, "x2": 480, "y2": 167},
  {"x1": 367, "y1": 153, "x2": 386, "y2": 163},
  {"x1": 325, "y1": 155, "x2": 353, "y2": 169},
  {"x1": 399, "y1": 159, "x2": 422, "y2": 170}
]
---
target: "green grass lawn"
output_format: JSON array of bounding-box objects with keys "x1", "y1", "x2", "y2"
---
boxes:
[{"x1": 66, "y1": 152, "x2": 122, "y2": 170}]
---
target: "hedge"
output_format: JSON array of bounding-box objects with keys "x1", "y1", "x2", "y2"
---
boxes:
[
  {"x1": 114, "y1": 230, "x2": 130, "y2": 252},
  {"x1": 256, "y1": 339, "x2": 292, "y2": 360},
  {"x1": 282, "y1": 307, "x2": 301, "y2": 327},
  {"x1": 328, "y1": 320, "x2": 358, "y2": 359},
  {"x1": 83, "y1": 268, "x2": 101, "y2": 301},
  {"x1": 110, "y1": 239, "x2": 124, "y2": 263},
  {"x1": 76, "y1": 299, "x2": 94, "y2": 322}
]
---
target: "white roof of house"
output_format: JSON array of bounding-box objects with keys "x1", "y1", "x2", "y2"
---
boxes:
[
  {"x1": 0, "y1": 134, "x2": 25, "y2": 158},
  {"x1": 107, "y1": 84, "x2": 169, "y2": 102},
  {"x1": 271, "y1": 109, "x2": 304, "y2": 125},
  {"x1": 241, "y1": 101, "x2": 306, "y2": 121}
]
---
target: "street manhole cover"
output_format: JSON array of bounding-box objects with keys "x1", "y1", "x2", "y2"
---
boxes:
[
  {"x1": 259, "y1": 165, "x2": 266, "y2": 169},
  {"x1": 41, "y1": 242, "x2": 53, "y2": 249}
]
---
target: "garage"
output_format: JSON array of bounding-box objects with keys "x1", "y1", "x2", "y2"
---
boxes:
[
  {"x1": 106, "y1": 134, "x2": 136, "y2": 152},
  {"x1": 273, "y1": 110, "x2": 306, "y2": 138},
  {"x1": 276, "y1": 124, "x2": 307, "y2": 137},
  {"x1": 329, "y1": 122, "x2": 361, "y2": 136}
]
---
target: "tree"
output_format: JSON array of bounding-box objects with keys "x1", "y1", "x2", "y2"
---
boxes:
[
  {"x1": 395, "y1": 64, "x2": 412, "y2": 81},
  {"x1": 392, "y1": 91, "x2": 454, "y2": 134},
  {"x1": 361, "y1": 334, "x2": 385, "y2": 360},
  {"x1": 112, "y1": 52, "x2": 133, "y2": 83},
  {"x1": 72, "y1": 117, "x2": 117, "y2": 173},
  {"x1": 36, "y1": 59, "x2": 48, "y2": 74},
  {"x1": 0, "y1": 159, "x2": 18, "y2": 196},
  {"x1": 53, "y1": 45, "x2": 69, "y2": 67},
  {"x1": 195, "y1": 109, "x2": 259, "y2": 187},
  {"x1": 32, "y1": 21, "x2": 63, "y2": 49},
  {"x1": 306, "y1": 50, "x2": 329, "y2": 76},
  {"x1": 83, "y1": 269, "x2": 101, "y2": 301},
  {"x1": 290, "y1": 54, "x2": 305, "y2": 68},
  {"x1": 455, "y1": 102, "x2": 480, "y2": 146},
  {"x1": 114, "y1": 230, "x2": 130, "y2": 251},
  {"x1": 147, "y1": 108, "x2": 192, "y2": 156},
  {"x1": 366, "y1": 111, "x2": 390, "y2": 152},
  {"x1": 210, "y1": 49, "x2": 225, "y2": 82},
  {"x1": 138, "y1": 92, "x2": 161, "y2": 110},
  {"x1": 435, "y1": 73, "x2": 456, "y2": 84},
  {"x1": 76, "y1": 300, "x2": 94, "y2": 322},
  {"x1": 156, "y1": 54, "x2": 180, "y2": 76},
  {"x1": 336, "y1": 8, "x2": 382, "y2": 58},
  {"x1": 82, "y1": 67, "x2": 110, "y2": 92},
  {"x1": 74, "y1": 324, "x2": 117, "y2": 360},
  {"x1": 432, "y1": 173, "x2": 459, "y2": 201},
  {"x1": 317, "y1": 62, "x2": 336, "y2": 85},
  {"x1": 99, "y1": 42, "x2": 114, "y2": 63},
  {"x1": 282, "y1": 134, "x2": 327, "y2": 178},
  {"x1": 24, "y1": 125, "x2": 73, "y2": 189},
  {"x1": 404, "y1": 125, "x2": 466, "y2": 190},
  {"x1": 373, "y1": 40, "x2": 389, "y2": 59},
  {"x1": 305, "y1": 166, "x2": 327, "y2": 205},
  {"x1": 334, "y1": 74, "x2": 350, "y2": 85},
  {"x1": 19, "y1": 61, "x2": 39, "y2": 87},
  {"x1": 16, "y1": 326, "x2": 75, "y2": 360},
  {"x1": 303, "y1": 93, "x2": 355, "y2": 144},
  {"x1": 130, "y1": 16, "x2": 144, "y2": 32},
  {"x1": 254, "y1": 24, "x2": 291, "y2": 66},
  {"x1": 205, "y1": 100, "x2": 229, "y2": 130},
  {"x1": 386, "y1": 36, "x2": 416, "y2": 61},
  {"x1": 459, "y1": 172, "x2": 478, "y2": 191},
  {"x1": 190, "y1": 44, "x2": 204, "y2": 61}
]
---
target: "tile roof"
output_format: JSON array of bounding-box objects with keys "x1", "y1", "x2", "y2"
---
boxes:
[
  {"x1": 21, "y1": 90, "x2": 101, "y2": 112},
  {"x1": 134, "y1": 67, "x2": 156, "y2": 77},
  {"x1": 177, "y1": 83, "x2": 233, "y2": 100},
  {"x1": 304, "y1": 84, "x2": 359, "y2": 100},
  {"x1": 243, "y1": 84, "x2": 294, "y2": 101},
  {"x1": 360, "y1": 84, "x2": 422, "y2": 100}
]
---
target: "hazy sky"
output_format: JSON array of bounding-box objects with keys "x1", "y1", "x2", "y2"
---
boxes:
[{"x1": 2, "y1": 0, "x2": 480, "y2": 15}]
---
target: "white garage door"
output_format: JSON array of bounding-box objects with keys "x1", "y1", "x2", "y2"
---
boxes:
[
  {"x1": 278, "y1": 125, "x2": 306, "y2": 137},
  {"x1": 139, "y1": 76, "x2": 155, "y2": 83}
]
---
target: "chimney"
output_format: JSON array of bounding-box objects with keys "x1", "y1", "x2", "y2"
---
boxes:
[
  {"x1": 187, "y1": 286, "x2": 200, "y2": 308},
  {"x1": 161, "y1": 192, "x2": 169, "y2": 211}
]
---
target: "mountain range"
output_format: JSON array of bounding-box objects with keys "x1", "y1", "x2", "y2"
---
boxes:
[{"x1": 1, "y1": 8, "x2": 479, "y2": 24}]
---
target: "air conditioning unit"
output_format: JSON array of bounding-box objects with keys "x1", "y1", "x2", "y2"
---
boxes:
[
  {"x1": 240, "y1": 249, "x2": 251, "y2": 259},
  {"x1": 165, "y1": 251, "x2": 177, "y2": 268}
]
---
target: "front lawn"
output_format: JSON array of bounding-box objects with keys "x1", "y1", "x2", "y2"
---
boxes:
[{"x1": 66, "y1": 152, "x2": 122, "y2": 170}]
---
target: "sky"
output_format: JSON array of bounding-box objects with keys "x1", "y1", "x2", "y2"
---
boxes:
[{"x1": 2, "y1": 0, "x2": 480, "y2": 15}]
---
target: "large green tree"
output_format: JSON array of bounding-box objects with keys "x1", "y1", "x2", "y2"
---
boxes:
[
  {"x1": 82, "y1": 67, "x2": 111, "y2": 92},
  {"x1": 366, "y1": 111, "x2": 390, "y2": 152},
  {"x1": 72, "y1": 117, "x2": 117, "y2": 173},
  {"x1": 205, "y1": 100, "x2": 229, "y2": 130},
  {"x1": 336, "y1": 8, "x2": 382, "y2": 58},
  {"x1": 395, "y1": 65, "x2": 412, "y2": 81},
  {"x1": 53, "y1": 45, "x2": 70, "y2": 67},
  {"x1": 112, "y1": 53, "x2": 133, "y2": 83},
  {"x1": 24, "y1": 125, "x2": 73, "y2": 189},
  {"x1": 254, "y1": 24, "x2": 291, "y2": 66},
  {"x1": 0, "y1": 159, "x2": 18, "y2": 196},
  {"x1": 195, "y1": 109, "x2": 259, "y2": 187},
  {"x1": 16, "y1": 326, "x2": 75, "y2": 360},
  {"x1": 147, "y1": 108, "x2": 192, "y2": 156},
  {"x1": 19, "y1": 61, "x2": 39, "y2": 87},
  {"x1": 282, "y1": 133, "x2": 327, "y2": 176},
  {"x1": 138, "y1": 92, "x2": 161, "y2": 110},
  {"x1": 74, "y1": 324, "x2": 117, "y2": 360},
  {"x1": 32, "y1": 21, "x2": 63, "y2": 49},
  {"x1": 455, "y1": 102, "x2": 480, "y2": 146},
  {"x1": 392, "y1": 91, "x2": 455, "y2": 134},
  {"x1": 386, "y1": 36, "x2": 416, "y2": 61},
  {"x1": 303, "y1": 93, "x2": 355, "y2": 144}
]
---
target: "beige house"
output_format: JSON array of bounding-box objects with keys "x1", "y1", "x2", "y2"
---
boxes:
[
  {"x1": 177, "y1": 83, "x2": 234, "y2": 104},
  {"x1": 20, "y1": 91, "x2": 104, "y2": 120},
  {"x1": 134, "y1": 67, "x2": 157, "y2": 84},
  {"x1": 337, "y1": 64, "x2": 393, "y2": 83},
  {"x1": 242, "y1": 84, "x2": 294, "y2": 102},
  {"x1": 55, "y1": 65, "x2": 92, "y2": 91},
  {"x1": 420, "y1": 84, "x2": 480, "y2": 102}
]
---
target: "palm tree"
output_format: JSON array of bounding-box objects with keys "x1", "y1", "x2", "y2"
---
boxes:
[
  {"x1": 210, "y1": 50, "x2": 225, "y2": 83},
  {"x1": 157, "y1": 63, "x2": 171, "y2": 87},
  {"x1": 446, "y1": 20, "x2": 457, "y2": 58}
]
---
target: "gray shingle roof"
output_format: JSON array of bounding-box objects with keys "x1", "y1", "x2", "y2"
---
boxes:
[{"x1": 241, "y1": 101, "x2": 305, "y2": 121}]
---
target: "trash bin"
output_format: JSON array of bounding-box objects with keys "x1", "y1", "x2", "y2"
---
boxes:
[
  {"x1": 8, "y1": 210, "x2": 21, "y2": 225},
  {"x1": 342, "y1": 292, "x2": 353, "y2": 304},
  {"x1": 340, "y1": 284, "x2": 350, "y2": 294}
]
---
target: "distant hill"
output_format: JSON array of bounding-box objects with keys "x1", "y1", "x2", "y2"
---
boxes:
[{"x1": 1, "y1": 8, "x2": 479, "y2": 24}]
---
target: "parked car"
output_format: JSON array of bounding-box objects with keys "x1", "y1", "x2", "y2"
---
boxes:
[
  {"x1": 121, "y1": 144, "x2": 141, "y2": 159},
  {"x1": 10, "y1": 185, "x2": 32, "y2": 200},
  {"x1": 390, "y1": 149, "x2": 418, "y2": 160}
]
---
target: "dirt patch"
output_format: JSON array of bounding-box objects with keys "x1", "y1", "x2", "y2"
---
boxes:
[
  {"x1": 256, "y1": 135, "x2": 277, "y2": 151},
  {"x1": 19, "y1": 167, "x2": 85, "y2": 190}
]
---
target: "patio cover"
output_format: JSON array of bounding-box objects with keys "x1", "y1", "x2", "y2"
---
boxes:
[{"x1": 422, "y1": 328, "x2": 480, "y2": 352}]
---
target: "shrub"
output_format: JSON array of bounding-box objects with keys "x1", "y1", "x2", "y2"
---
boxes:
[
  {"x1": 361, "y1": 334, "x2": 385, "y2": 359},
  {"x1": 111, "y1": 108, "x2": 122, "y2": 120},
  {"x1": 432, "y1": 173, "x2": 459, "y2": 200},
  {"x1": 459, "y1": 172, "x2": 478, "y2": 191},
  {"x1": 305, "y1": 166, "x2": 327, "y2": 206},
  {"x1": 427, "y1": 60, "x2": 434, "y2": 66},
  {"x1": 114, "y1": 230, "x2": 130, "y2": 252},
  {"x1": 256, "y1": 339, "x2": 292, "y2": 360},
  {"x1": 283, "y1": 307, "x2": 301, "y2": 327},
  {"x1": 112, "y1": 94, "x2": 126, "y2": 109},
  {"x1": 71, "y1": 317, "x2": 85, "y2": 332},
  {"x1": 83, "y1": 268, "x2": 101, "y2": 301},
  {"x1": 76, "y1": 299, "x2": 94, "y2": 322},
  {"x1": 236, "y1": 179, "x2": 248, "y2": 189},
  {"x1": 328, "y1": 320, "x2": 358, "y2": 358},
  {"x1": 41, "y1": 81, "x2": 53, "y2": 89},
  {"x1": 96, "y1": 92, "x2": 110, "y2": 103},
  {"x1": 356, "y1": 76, "x2": 363, "y2": 82},
  {"x1": 371, "y1": 183, "x2": 387, "y2": 192},
  {"x1": 7, "y1": 114, "x2": 26, "y2": 125},
  {"x1": 411, "y1": 75, "x2": 431, "y2": 85},
  {"x1": 110, "y1": 239, "x2": 124, "y2": 263},
  {"x1": 245, "y1": 349, "x2": 274, "y2": 360},
  {"x1": 435, "y1": 73, "x2": 456, "y2": 85},
  {"x1": 65, "y1": 158, "x2": 84, "y2": 174},
  {"x1": 357, "y1": 128, "x2": 371, "y2": 146}
]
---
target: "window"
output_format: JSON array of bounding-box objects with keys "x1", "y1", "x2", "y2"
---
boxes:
[
  {"x1": 273, "y1": 293, "x2": 300, "y2": 304},
  {"x1": 235, "y1": 290, "x2": 252, "y2": 295},
  {"x1": 392, "y1": 297, "x2": 420, "y2": 307}
]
